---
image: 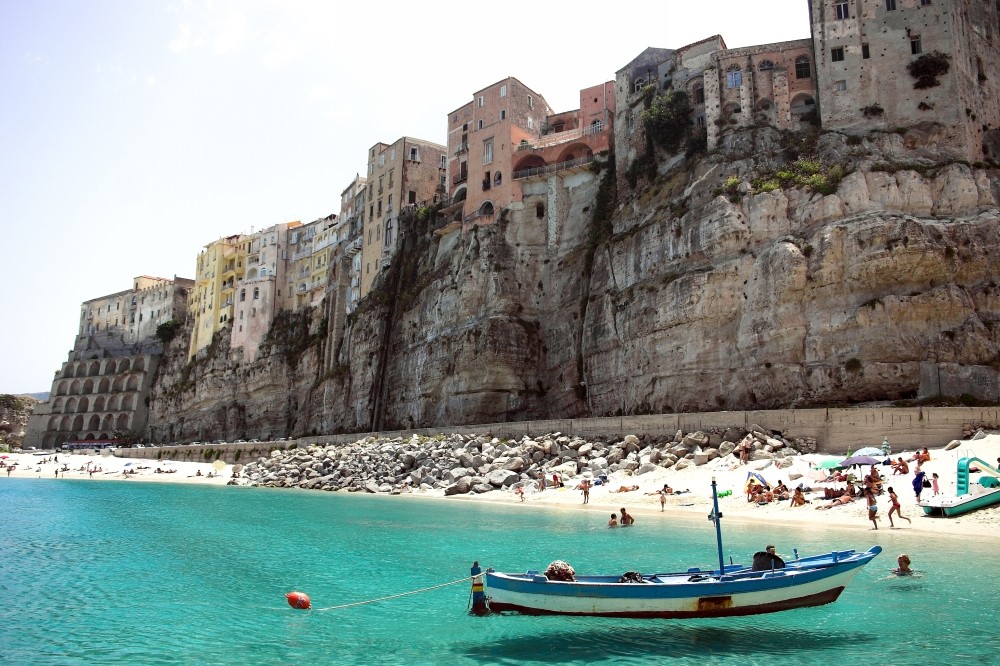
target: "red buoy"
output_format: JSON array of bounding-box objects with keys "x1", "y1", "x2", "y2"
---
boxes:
[{"x1": 286, "y1": 591, "x2": 311, "y2": 609}]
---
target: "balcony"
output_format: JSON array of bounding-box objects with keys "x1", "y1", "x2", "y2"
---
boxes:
[
  {"x1": 453, "y1": 142, "x2": 468, "y2": 155},
  {"x1": 453, "y1": 173, "x2": 467, "y2": 185},
  {"x1": 516, "y1": 121, "x2": 605, "y2": 152},
  {"x1": 514, "y1": 153, "x2": 595, "y2": 180}
]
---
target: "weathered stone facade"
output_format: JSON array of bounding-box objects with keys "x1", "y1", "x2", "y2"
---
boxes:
[{"x1": 25, "y1": 276, "x2": 192, "y2": 448}]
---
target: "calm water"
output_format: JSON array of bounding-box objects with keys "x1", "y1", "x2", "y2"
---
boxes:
[{"x1": 0, "y1": 478, "x2": 996, "y2": 665}]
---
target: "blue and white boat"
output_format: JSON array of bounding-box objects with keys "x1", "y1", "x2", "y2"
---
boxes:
[{"x1": 476, "y1": 478, "x2": 881, "y2": 618}]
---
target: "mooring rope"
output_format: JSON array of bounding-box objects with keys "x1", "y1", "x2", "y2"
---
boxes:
[{"x1": 312, "y1": 574, "x2": 477, "y2": 612}]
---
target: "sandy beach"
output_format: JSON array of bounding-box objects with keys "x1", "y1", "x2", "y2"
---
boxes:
[{"x1": 4, "y1": 432, "x2": 999, "y2": 539}]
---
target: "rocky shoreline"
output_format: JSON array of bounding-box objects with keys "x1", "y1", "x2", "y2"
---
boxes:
[{"x1": 239, "y1": 425, "x2": 818, "y2": 495}]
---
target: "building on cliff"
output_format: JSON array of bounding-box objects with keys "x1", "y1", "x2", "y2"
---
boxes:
[
  {"x1": 362, "y1": 137, "x2": 447, "y2": 297},
  {"x1": 337, "y1": 175, "x2": 366, "y2": 315},
  {"x1": 188, "y1": 235, "x2": 249, "y2": 358},
  {"x1": 24, "y1": 276, "x2": 193, "y2": 449},
  {"x1": 287, "y1": 214, "x2": 339, "y2": 311},
  {"x1": 614, "y1": 0, "x2": 999, "y2": 166},
  {"x1": 229, "y1": 221, "x2": 301, "y2": 363},
  {"x1": 809, "y1": 0, "x2": 1000, "y2": 161},
  {"x1": 442, "y1": 77, "x2": 616, "y2": 230}
]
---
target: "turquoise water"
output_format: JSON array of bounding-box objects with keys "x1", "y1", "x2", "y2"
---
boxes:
[{"x1": 0, "y1": 479, "x2": 996, "y2": 665}]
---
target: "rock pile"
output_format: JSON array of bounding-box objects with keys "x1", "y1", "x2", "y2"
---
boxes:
[{"x1": 238, "y1": 425, "x2": 817, "y2": 496}]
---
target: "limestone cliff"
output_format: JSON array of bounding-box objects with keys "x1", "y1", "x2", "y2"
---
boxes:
[{"x1": 146, "y1": 129, "x2": 1000, "y2": 442}]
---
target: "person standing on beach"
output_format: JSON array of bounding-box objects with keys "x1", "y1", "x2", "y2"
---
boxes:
[
  {"x1": 581, "y1": 479, "x2": 591, "y2": 504},
  {"x1": 931, "y1": 473, "x2": 940, "y2": 496},
  {"x1": 886, "y1": 487, "x2": 911, "y2": 527},
  {"x1": 913, "y1": 468, "x2": 927, "y2": 502},
  {"x1": 659, "y1": 488, "x2": 667, "y2": 511},
  {"x1": 865, "y1": 489, "x2": 879, "y2": 530}
]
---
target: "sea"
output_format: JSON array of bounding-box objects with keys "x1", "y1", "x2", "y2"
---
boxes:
[{"x1": 0, "y1": 479, "x2": 996, "y2": 666}]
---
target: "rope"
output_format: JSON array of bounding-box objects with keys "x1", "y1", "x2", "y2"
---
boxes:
[{"x1": 312, "y1": 574, "x2": 477, "y2": 612}]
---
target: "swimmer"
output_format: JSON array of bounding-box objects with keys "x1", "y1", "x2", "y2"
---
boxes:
[{"x1": 893, "y1": 553, "x2": 912, "y2": 575}]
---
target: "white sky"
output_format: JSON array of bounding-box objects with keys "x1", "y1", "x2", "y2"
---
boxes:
[{"x1": 0, "y1": 0, "x2": 810, "y2": 394}]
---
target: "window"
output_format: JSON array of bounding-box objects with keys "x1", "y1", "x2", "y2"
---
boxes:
[
  {"x1": 633, "y1": 78, "x2": 646, "y2": 92},
  {"x1": 527, "y1": 94, "x2": 533, "y2": 109},
  {"x1": 696, "y1": 114, "x2": 706, "y2": 128},
  {"x1": 862, "y1": 43, "x2": 870, "y2": 59},
  {"x1": 920, "y1": 0, "x2": 931, "y2": 4},
  {"x1": 758, "y1": 60, "x2": 774, "y2": 71},
  {"x1": 385, "y1": 219, "x2": 393, "y2": 246},
  {"x1": 527, "y1": 116, "x2": 533, "y2": 129},
  {"x1": 440, "y1": 155, "x2": 447, "y2": 168},
  {"x1": 477, "y1": 96, "x2": 484, "y2": 108},
  {"x1": 494, "y1": 172, "x2": 502, "y2": 187},
  {"x1": 483, "y1": 138, "x2": 494, "y2": 164},
  {"x1": 536, "y1": 203, "x2": 544, "y2": 218},
  {"x1": 726, "y1": 65, "x2": 742, "y2": 88},
  {"x1": 835, "y1": 80, "x2": 847, "y2": 92},
  {"x1": 378, "y1": 154, "x2": 384, "y2": 166},
  {"x1": 831, "y1": 47, "x2": 845, "y2": 62},
  {"x1": 911, "y1": 37, "x2": 922, "y2": 54},
  {"x1": 500, "y1": 84, "x2": 507, "y2": 97},
  {"x1": 500, "y1": 109, "x2": 506, "y2": 120},
  {"x1": 795, "y1": 55, "x2": 811, "y2": 79},
  {"x1": 477, "y1": 119, "x2": 483, "y2": 130},
  {"x1": 409, "y1": 147, "x2": 418, "y2": 161},
  {"x1": 253, "y1": 287, "x2": 259, "y2": 300},
  {"x1": 835, "y1": 1, "x2": 849, "y2": 19},
  {"x1": 885, "y1": 0, "x2": 896, "y2": 9},
  {"x1": 693, "y1": 84, "x2": 705, "y2": 104},
  {"x1": 408, "y1": 190, "x2": 416, "y2": 204},
  {"x1": 240, "y1": 289, "x2": 246, "y2": 302}
]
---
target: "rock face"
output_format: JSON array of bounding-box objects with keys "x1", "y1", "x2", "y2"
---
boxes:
[{"x1": 145, "y1": 130, "x2": 1000, "y2": 441}]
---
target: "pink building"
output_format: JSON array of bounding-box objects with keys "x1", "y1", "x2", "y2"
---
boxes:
[{"x1": 443, "y1": 77, "x2": 615, "y2": 227}]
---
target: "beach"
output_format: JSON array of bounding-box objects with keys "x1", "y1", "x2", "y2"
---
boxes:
[{"x1": 4, "y1": 432, "x2": 999, "y2": 539}]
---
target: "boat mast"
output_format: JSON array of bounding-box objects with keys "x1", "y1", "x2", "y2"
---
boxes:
[{"x1": 710, "y1": 477, "x2": 725, "y2": 575}]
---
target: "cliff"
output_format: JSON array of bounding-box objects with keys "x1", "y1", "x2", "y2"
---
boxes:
[{"x1": 146, "y1": 128, "x2": 1000, "y2": 442}]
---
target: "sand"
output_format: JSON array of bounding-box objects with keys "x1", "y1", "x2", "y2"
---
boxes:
[{"x1": 5, "y1": 433, "x2": 999, "y2": 539}]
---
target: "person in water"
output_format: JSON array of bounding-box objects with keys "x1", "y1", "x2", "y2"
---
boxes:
[
  {"x1": 893, "y1": 553, "x2": 912, "y2": 575},
  {"x1": 608, "y1": 513, "x2": 618, "y2": 527}
]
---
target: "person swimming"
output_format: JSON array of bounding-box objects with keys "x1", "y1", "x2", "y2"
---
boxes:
[{"x1": 893, "y1": 553, "x2": 912, "y2": 575}]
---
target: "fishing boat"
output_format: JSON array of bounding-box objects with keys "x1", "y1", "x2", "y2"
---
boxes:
[
  {"x1": 919, "y1": 456, "x2": 1000, "y2": 518},
  {"x1": 472, "y1": 478, "x2": 881, "y2": 618}
]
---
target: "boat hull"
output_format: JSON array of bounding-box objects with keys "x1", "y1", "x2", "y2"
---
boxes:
[
  {"x1": 920, "y1": 487, "x2": 1000, "y2": 517},
  {"x1": 484, "y1": 547, "x2": 880, "y2": 619}
]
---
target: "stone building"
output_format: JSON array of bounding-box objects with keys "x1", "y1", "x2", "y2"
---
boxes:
[
  {"x1": 24, "y1": 276, "x2": 192, "y2": 449},
  {"x1": 810, "y1": 0, "x2": 1000, "y2": 161},
  {"x1": 615, "y1": 0, "x2": 998, "y2": 164},
  {"x1": 362, "y1": 137, "x2": 447, "y2": 296},
  {"x1": 229, "y1": 221, "x2": 299, "y2": 362}
]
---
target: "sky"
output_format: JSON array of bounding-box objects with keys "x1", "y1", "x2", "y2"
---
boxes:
[{"x1": 0, "y1": 0, "x2": 810, "y2": 395}]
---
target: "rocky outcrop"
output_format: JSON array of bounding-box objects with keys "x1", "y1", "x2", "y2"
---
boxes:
[
  {"x1": 145, "y1": 130, "x2": 1000, "y2": 442},
  {"x1": 0, "y1": 395, "x2": 37, "y2": 449},
  {"x1": 238, "y1": 427, "x2": 813, "y2": 495}
]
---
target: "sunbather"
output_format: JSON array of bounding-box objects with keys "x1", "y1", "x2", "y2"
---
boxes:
[{"x1": 816, "y1": 492, "x2": 854, "y2": 509}]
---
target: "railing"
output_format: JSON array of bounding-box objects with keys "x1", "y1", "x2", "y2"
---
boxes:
[
  {"x1": 453, "y1": 174, "x2": 467, "y2": 185},
  {"x1": 516, "y1": 122, "x2": 605, "y2": 152},
  {"x1": 513, "y1": 153, "x2": 595, "y2": 180},
  {"x1": 454, "y1": 142, "x2": 468, "y2": 155},
  {"x1": 464, "y1": 209, "x2": 495, "y2": 223}
]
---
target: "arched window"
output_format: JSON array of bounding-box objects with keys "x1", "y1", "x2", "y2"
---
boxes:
[
  {"x1": 239, "y1": 289, "x2": 246, "y2": 302},
  {"x1": 633, "y1": 78, "x2": 646, "y2": 92},
  {"x1": 693, "y1": 84, "x2": 705, "y2": 104},
  {"x1": 726, "y1": 65, "x2": 742, "y2": 89},
  {"x1": 253, "y1": 287, "x2": 260, "y2": 300},
  {"x1": 494, "y1": 172, "x2": 502, "y2": 187},
  {"x1": 795, "y1": 56, "x2": 811, "y2": 79},
  {"x1": 758, "y1": 60, "x2": 775, "y2": 71}
]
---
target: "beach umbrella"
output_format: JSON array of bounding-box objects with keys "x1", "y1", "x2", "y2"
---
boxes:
[
  {"x1": 816, "y1": 459, "x2": 842, "y2": 469},
  {"x1": 840, "y1": 454, "x2": 881, "y2": 467},
  {"x1": 124, "y1": 462, "x2": 134, "y2": 466},
  {"x1": 853, "y1": 447, "x2": 884, "y2": 457},
  {"x1": 212, "y1": 460, "x2": 226, "y2": 472}
]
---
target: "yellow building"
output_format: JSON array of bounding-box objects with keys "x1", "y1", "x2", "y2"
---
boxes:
[{"x1": 188, "y1": 234, "x2": 247, "y2": 359}]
